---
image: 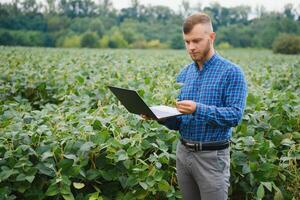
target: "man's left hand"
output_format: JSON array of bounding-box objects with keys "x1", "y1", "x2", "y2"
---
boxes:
[{"x1": 176, "y1": 100, "x2": 197, "y2": 114}]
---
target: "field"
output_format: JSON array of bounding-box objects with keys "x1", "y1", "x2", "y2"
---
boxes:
[{"x1": 0, "y1": 46, "x2": 299, "y2": 200}]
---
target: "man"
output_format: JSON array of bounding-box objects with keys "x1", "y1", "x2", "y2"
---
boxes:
[{"x1": 143, "y1": 12, "x2": 247, "y2": 200}]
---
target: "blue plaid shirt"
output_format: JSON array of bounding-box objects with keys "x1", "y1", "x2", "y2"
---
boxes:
[{"x1": 162, "y1": 53, "x2": 247, "y2": 142}]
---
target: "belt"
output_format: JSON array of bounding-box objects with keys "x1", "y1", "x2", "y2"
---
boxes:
[{"x1": 180, "y1": 138, "x2": 230, "y2": 151}]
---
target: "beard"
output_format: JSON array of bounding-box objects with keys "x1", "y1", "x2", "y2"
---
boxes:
[{"x1": 189, "y1": 39, "x2": 211, "y2": 65}]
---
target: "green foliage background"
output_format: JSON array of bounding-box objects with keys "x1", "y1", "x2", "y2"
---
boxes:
[{"x1": 0, "y1": 47, "x2": 299, "y2": 199}]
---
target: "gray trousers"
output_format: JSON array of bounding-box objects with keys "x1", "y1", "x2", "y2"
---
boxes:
[{"x1": 176, "y1": 142, "x2": 230, "y2": 200}]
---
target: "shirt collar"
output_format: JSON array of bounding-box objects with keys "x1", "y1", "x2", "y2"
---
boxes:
[{"x1": 194, "y1": 52, "x2": 219, "y2": 71}]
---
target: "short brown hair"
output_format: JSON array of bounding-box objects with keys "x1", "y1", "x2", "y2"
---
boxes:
[{"x1": 183, "y1": 12, "x2": 212, "y2": 34}]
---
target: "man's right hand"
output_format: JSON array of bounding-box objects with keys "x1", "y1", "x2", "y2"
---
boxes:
[{"x1": 140, "y1": 114, "x2": 153, "y2": 120}]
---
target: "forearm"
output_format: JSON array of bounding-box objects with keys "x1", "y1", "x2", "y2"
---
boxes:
[{"x1": 194, "y1": 103, "x2": 244, "y2": 127}]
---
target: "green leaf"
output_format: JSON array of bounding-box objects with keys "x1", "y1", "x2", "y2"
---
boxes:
[
  {"x1": 146, "y1": 177, "x2": 155, "y2": 187},
  {"x1": 36, "y1": 163, "x2": 55, "y2": 177},
  {"x1": 73, "y1": 182, "x2": 85, "y2": 189},
  {"x1": 137, "y1": 89, "x2": 145, "y2": 97},
  {"x1": 127, "y1": 146, "x2": 140, "y2": 156},
  {"x1": 76, "y1": 75, "x2": 84, "y2": 84},
  {"x1": 243, "y1": 136, "x2": 255, "y2": 146},
  {"x1": 45, "y1": 184, "x2": 59, "y2": 196},
  {"x1": 272, "y1": 183, "x2": 283, "y2": 200},
  {"x1": 61, "y1": 175, "x2": 71, "y2": 186},
  {"x1": 91, "y1": 130, "x2": 110, "y2": 144},
  {"x1": 123, "y1": 159, "x2": 132, "y2": 169},
  {"x1": 41, "y1": 151, "x2": 53, "y2": 161},
  {"x1": 25, "y1": 175, "x2": 35, "y2": 183},
  {"x1": 100, "y1": 170, "x2": 114, "y2": 181},
  {"x1": 16, "y1": 181, "x2": 30, "y2": 193},
  {"x1": 80, "y1": 142, "x2": 94, "y2": 152},
  {"x1": 158, "y1": 180, "x2": 170, "y2": 192},
  {"x1": 278, "y1": 173, "x2": 286, "y2": 181},
  {"x1": 280, "y1": 138, "x2": 295, "y2": 146},
  {"x1": 86, "y1": 169, "x2": 101, "y2": 180},
  {"x1": 261, "y1": 182, "x2": 272, "y2": 192},
  {"x1": 242, "y1": 164, "x2": 251, "y2": 174},
  {"x1": 64, "y1": 154, "x2": 77, "y2": 160},
  {"x1": 154, "y1": 172, "x2": 163, "y2": 182},
  {"x1": 116, "y1": 149, "x2": 128, "y2": 162},
  {"x1": 62, "y1": 193, "x2": 75, "y2": 200},
  {"x1": 92, "y1": 120, "x2": 102, "y2": 131},
  {"x1": 155, "y1": 162, "x2": 162, "y2": 169},
  {"x1": 119, "y1": 176, "x2": 127, "y2": 189},
  {"x1": 274, "y1": 190, "x2": 284, "y2": 200},
  {"x1": 139, "y1": 182, "x2": 148, "y2": 190},
  {"x1": 89, "y1": 192, "x2": 103, "y2": 200},
  {"x1": 16, "y1": 173, "x2": 27, "y2": 181},
  {"x1": 126, "y1": 176, "x2": 138, "y2": 187},
  {"x1": 292, "y1": 132, "x2": 300, "y2": 139},
  {"x1": 257, "y1": 183, "x2": 264, "y2": 199},
  {"x1": 0, "y1": 169, "x2": 18, "y2": 181},
  {"x1": 61, "y1": 183, "x2": 72, "y2": 195}
]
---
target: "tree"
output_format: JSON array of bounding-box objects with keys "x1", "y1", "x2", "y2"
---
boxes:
[
  {"x1": 170, "y1": 33, "x2": 184, "y2": 49},
  {"x1": 216, "y1": 24, "x2": 253, "y2": 47},
  {"x1": 89, "y1": 18, "x2": 104, "y2": 37},
  {"x1": 80, "y1": 31, "x2": 98, "y2": 48},
  {"x1": 58, "y1": 0, "x2": 97, "y2": 18},
  {"x1": 21, "y1": 0, "x2": 41, "y2": 14},
  {"x1": 63, "y1": 35, "x2": 81, "y2": 47},
  {"x1": 45, "y1": 0, "x2": 57, "y2": 14},
  {"x1": 255, "y1": 5, "x2": 267, "y2": 18},
  {"x1": 69, "y1": 17, "x2": 91, "y2": 33},
  {"x1": 97, "y1": 0, "x2": 114, "y2": 17},
  {"x1": 47, "y1": 15, "x2": 70, "y2": 32},
  {"x1": 179, "y1": 0, "x2": 192, "y2": 18},
  {"x1": 119, "y1": 19, "x2": 143, "y2": 43},
  {"x1": 141, "y1": 6, "x2": 174, "y2": 22},
  {"x1": 229, "y1": 5, "x2": 251, "y2": 24},
  {"x1": 272, "y1": 33, "x2": 300, "y2": 54},
  {"x1": 99, "y1": 35, "x2": 109, "y2": 48},
  {"x1": 284, "y1": 3, "x2": 295, "y2": 20},
  {"x1": 109, "y1": 30, "x2": 128, "y2": 48},
  {"x1": 0, "y1": 31, "x2": 14, "y2": 45}
]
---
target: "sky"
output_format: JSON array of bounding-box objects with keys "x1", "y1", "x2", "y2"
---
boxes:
[{"x1": 0, "y1": 0, "x2": 299, "y2": 13}]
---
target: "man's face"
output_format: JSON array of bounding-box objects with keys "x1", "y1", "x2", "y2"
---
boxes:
[{"x1": 183, "y1": 24, "x2": 214, "y2": 64}]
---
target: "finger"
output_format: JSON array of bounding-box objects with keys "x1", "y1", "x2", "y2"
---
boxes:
[
  {"x1": 177, "y1": 107, "x2": 189, "y2": 113},
  {"x1": 177, "y1": 101, "x2": 191, "y2": 106},
  {"x1": 178, "y1": 110, "x2": 189, "y2": 114},
  {"x1": 178, "y1": 106, "x2": 193, "y2": 113},
  {"x1": 177, "y1": 104, "x2": 192, "y2": 110},
  {"x1": 176, "y1": 101, "x2": 189, "y2": 106},
  {"x1": 140, "y1": 114, "x2": 148, "y2": 120}
]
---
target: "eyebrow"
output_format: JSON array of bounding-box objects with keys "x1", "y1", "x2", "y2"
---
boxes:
[{"x1": 185, "y1": 38, "x2": 204, "y2": 42}]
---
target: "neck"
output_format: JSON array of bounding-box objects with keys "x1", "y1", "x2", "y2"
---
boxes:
[{"x1": 197, "y1": 48, "x2": 215, "y2": 69}]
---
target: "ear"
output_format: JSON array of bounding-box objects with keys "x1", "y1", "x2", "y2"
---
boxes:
[{"x1": 209, "y1": 32, "x2": 216, "y2": 42}]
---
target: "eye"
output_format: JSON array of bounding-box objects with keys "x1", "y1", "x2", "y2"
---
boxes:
[{"x1": 193, "y1": 39, "x2": 202, "y2": 43}]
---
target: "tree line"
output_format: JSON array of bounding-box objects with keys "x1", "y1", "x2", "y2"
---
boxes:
[{"x1": 0, "y1": 0, "x2": 299, "y2": 49}]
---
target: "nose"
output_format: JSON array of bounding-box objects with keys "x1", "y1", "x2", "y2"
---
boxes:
[{"x1": 187, "y1": 43, "x2": 196, "y2": 52}]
